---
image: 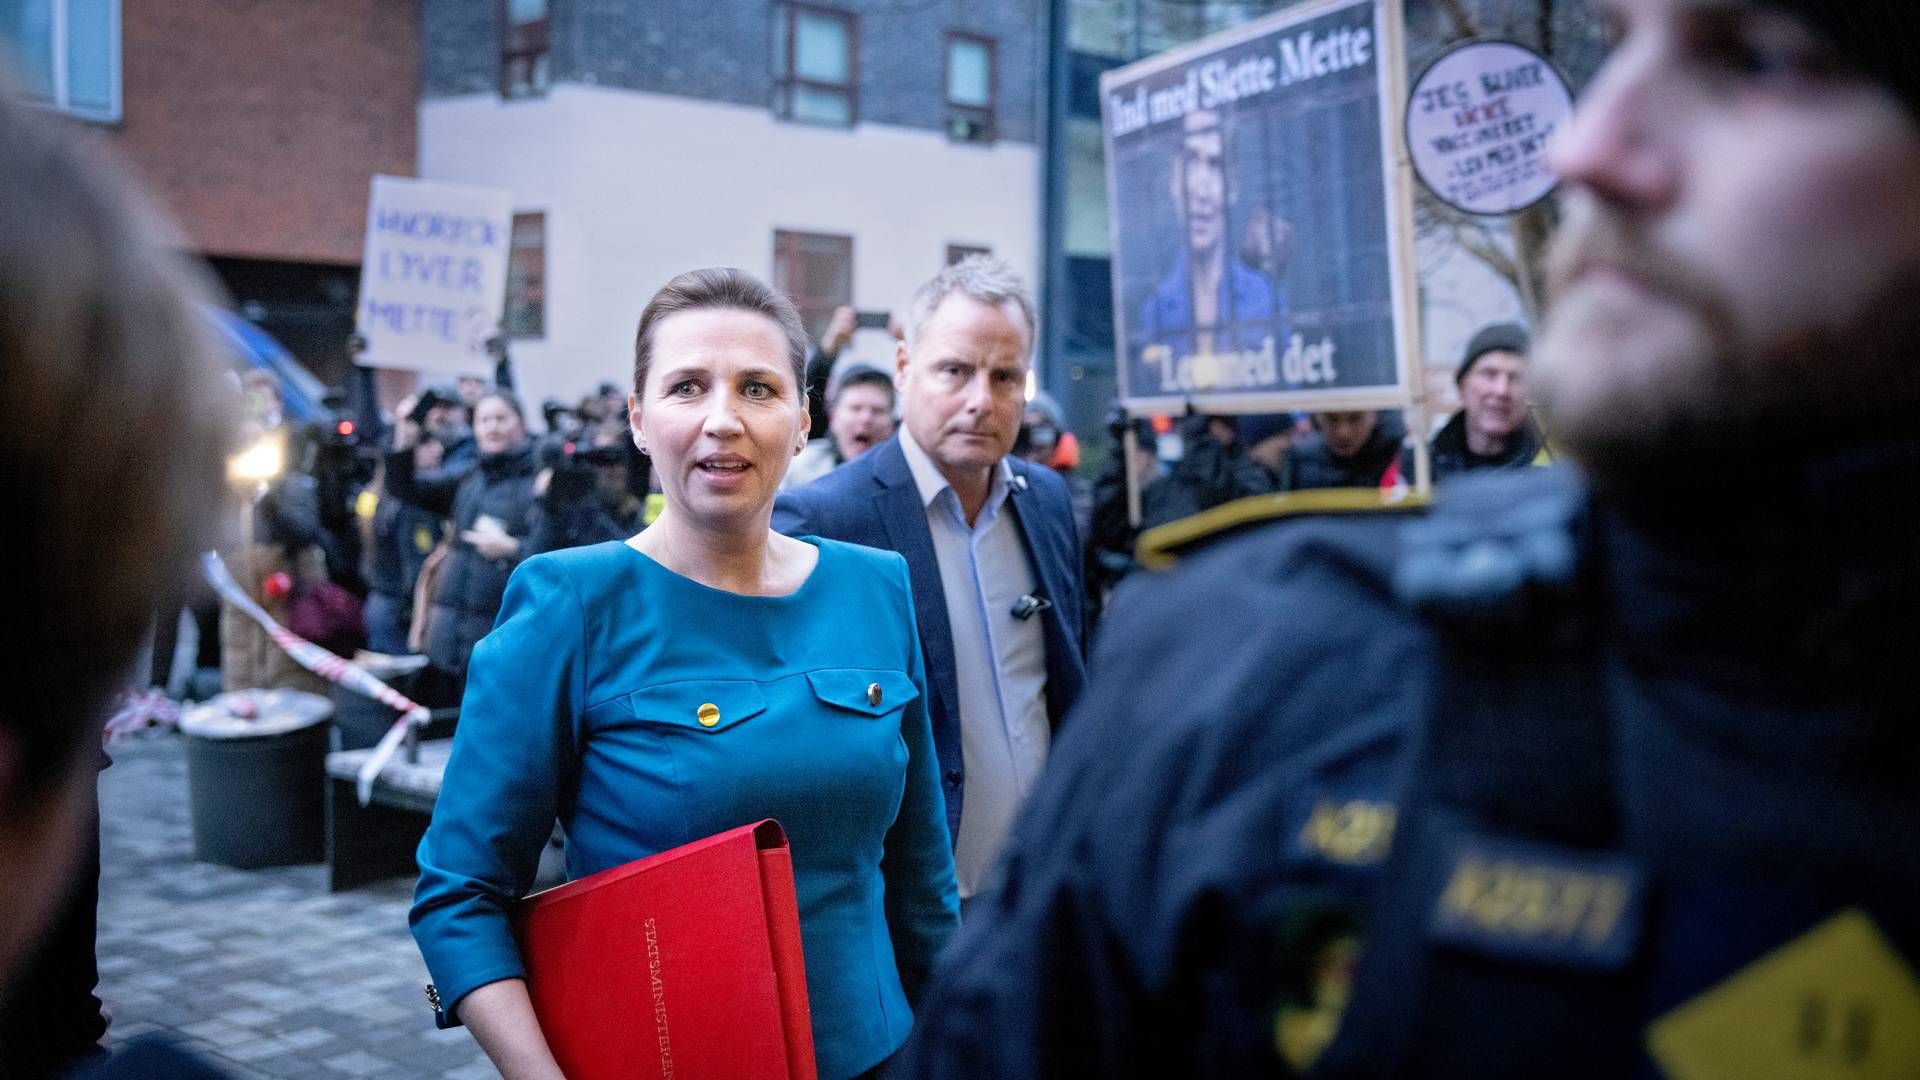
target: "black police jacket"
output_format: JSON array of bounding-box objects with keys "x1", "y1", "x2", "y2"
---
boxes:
[{"x1": 897, "y1": 445, "x2": 1920, "y2": 1079}]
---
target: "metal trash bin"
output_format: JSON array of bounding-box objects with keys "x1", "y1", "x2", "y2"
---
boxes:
[
  {"x1": 181, "y1": 690, "x2": 333, "y2": 869},
  {"x1": 329, "y1": 651, "x2": 429, "y2": 751}
]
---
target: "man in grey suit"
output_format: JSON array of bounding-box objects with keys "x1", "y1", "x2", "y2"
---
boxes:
[{"x1": 775, "y1": 257, "x2": 1088, "y2": 911}]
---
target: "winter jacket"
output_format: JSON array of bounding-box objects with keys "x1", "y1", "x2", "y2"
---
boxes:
[
  {"x1": 361, "y1": 477, "x2": 443, "y2": 601},
  {"x1": 1421, "y1": 409, "x2": 1550, "y2": 484},
  {"x1": 1279, "y1": 413, "x2": 1408, "y2": 491},
  {"x1": 386, "y1": 441, "x2": 539, "y2": 680}
]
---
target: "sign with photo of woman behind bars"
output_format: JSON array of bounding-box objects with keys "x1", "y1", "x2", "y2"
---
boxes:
[{"x1": 1102, "y1": 0, "x2": 1419, "y2": 416}]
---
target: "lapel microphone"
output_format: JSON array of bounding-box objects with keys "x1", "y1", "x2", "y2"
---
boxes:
[{"x1": 1011, "y1": 592, "x2": 1052, "y2": 621}]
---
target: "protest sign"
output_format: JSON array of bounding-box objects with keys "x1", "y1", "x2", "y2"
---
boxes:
[
  {"x1": 354, "y1": 175, "x2": 513, "y2": 376},
  {"x1": 1406, "y1": 40, "x2": 1572, "y2": 216},
  {"x1": 1101, "y1": 0, "x2": 1421, "y2": 416}
]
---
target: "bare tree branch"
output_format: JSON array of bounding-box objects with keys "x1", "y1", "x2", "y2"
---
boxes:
[
  {"x1": 1438, "y1": 0, "x2": 1479, "y2": 40},
  {"x1": 1449, "y1": 221, "x2": 1520, "y2": 285}
]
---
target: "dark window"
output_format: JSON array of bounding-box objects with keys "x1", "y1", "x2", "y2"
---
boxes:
[
  {"x1": 773, "y1": 230, "x2": 853, "y2": 342},
  {"x1": 945, "y1": 33, "x2": 995, "y2": 143},
  {"x1": 946, "y1": 244, "x2": 991, "y2": 266},
  {"x1": 500, "y1": 0, "x2": 550, "y2": 99},
  {"x1": 772, "y1": 3, "x2": 857, "y2": 127},
  {"x1": 505, "y1": 212, "x2": 545, "y2": 338}
]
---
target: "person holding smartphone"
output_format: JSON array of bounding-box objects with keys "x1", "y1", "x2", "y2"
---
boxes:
[{"x1": 384, "y1": 388, "x2": 539, "y2": 699}]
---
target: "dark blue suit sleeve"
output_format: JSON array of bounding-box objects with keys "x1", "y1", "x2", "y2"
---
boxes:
[
  {"x1": 1052, "y1": 474, "x2": 1091, "y2": 661},
  {"x1": 410, "y1": 556, "x2": 587, "y2": 1024},
  {"x1": 771, "y1": 489, "x2": 813, "y2": 537}
]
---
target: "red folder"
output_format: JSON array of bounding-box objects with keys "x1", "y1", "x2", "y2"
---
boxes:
[{"x1": 510, "y1": 819, "x2": 817, "y2": 1080}]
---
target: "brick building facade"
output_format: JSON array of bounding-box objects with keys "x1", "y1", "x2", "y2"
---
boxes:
[{"x1": 36, "y1": 1, "x2": 422, "y2": 380}]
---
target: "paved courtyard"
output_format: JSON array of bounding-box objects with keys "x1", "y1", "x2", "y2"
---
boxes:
[{"x1": 95, "y1": 733, "x2": 494, "y2": 1078}]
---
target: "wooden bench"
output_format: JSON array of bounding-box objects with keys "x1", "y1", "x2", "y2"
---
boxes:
[{"x1": 323, "y1": 738, "x2": 452, "y2": 892}]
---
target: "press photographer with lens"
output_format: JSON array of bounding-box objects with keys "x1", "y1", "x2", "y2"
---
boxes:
[
  {"x1": 526, "y1": 416, "x2": 649, "y2": 555},
  {"x1": 384, "y1": 387, "x2": 538, "y2": 701}
]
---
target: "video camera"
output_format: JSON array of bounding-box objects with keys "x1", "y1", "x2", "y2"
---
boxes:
[
  {"x1": 408, "y1": 385, "x2": 461, "y2": 428},
  {"x1": 539, "y1": 434, "x2": 649, "y2": 508}
]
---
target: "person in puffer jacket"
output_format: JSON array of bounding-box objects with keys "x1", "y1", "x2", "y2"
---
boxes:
[{"x1": 385, "y1": 390, "x2": 539, "y2": 698}]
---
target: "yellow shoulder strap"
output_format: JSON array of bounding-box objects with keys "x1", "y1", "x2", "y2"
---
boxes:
[{"x1": 1136, "y1": 487, "x2": 1429, "y2": 571}]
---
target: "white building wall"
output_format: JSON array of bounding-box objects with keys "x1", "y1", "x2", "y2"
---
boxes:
[{"x1": 420, "y1": 84, "x2": 1043, "y2": 410}]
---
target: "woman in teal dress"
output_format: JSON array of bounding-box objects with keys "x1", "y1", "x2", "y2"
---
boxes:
[{"x1": 411, "y1": 268, "x2": 960, "y2": 1080}]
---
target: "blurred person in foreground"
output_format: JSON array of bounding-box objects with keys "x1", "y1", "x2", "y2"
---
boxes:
[
  {"x1": 775, "y1": 257, "x2": 1088, "y2": 916},
  {"x1": 0, "y1": 75, "x2": 235, "y2": 1078},
  {"x1": 412, "y1": 269, "x2": 957, "y2": 1080},
  {"x1": 898, "y1": 0, "x2": 1920, "y2": 1074},
  {"x1": 781, "y1": 360, "x2": 896, "y2": 491}
]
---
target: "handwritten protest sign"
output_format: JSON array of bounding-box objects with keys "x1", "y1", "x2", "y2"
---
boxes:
[
  {"x1": 1406, "y1": 41, "x2": 1572, "y2": 216},
  {"x1": 354, "y1": 175, "x2": 513, "y2": 376},
  {"x1": 1102, "y1": 0, "x2": 1420, "y2": 415}
]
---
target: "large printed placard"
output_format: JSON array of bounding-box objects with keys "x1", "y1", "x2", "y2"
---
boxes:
[
  {"x1": 1103, "y1": 0, "x2": 1416, "y2": 414},
  {"x1": 354, "y1": 175, "x2": 513, "y2": 376}
]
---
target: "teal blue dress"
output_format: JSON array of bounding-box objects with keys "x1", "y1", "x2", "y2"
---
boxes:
[{"x1": 410, "y1": 537, "x2": 960, "y2": 1079}]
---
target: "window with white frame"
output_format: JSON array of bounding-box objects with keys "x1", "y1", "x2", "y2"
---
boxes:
[{"x1": 0, "y1": 0, "x2": 119, "y2": 121}]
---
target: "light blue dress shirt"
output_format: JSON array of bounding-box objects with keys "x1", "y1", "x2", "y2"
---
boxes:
[
  {"x1": 410, "y1": 538, "x2": 959, "y2": 1080},
  {"x1": 897, "y1": 428, "x2": 1052, "y2": 898}
]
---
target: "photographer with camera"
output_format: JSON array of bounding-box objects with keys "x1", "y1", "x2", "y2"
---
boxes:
[
  {"x1": 386, "y1": 389, "x2": 539, "y2": 700},
  {"x1": 526, "y1": 417, "x2": 648, "y2": 555},
  {"x1": 358, "y1": 409, "x2": 447, "y2": 656}
]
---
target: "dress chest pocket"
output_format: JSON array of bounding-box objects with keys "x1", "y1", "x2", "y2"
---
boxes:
[
  {"x1": 805, "y1": 669, "x2": 919, "y2": 718},
  {"x1": 623, "y1": 679, "x2": 768, "y2": 734}
]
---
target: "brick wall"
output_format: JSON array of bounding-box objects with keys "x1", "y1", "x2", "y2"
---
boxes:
[{"x1": 100, "y1": 0, "x2": 420, "y2": 264}]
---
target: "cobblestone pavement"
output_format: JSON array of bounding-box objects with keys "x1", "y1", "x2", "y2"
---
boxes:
[{"x1": 95, "y1": 733, "x2": 494, "y2": 1078}]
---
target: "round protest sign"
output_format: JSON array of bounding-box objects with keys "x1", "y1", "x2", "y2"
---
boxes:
[{"x1": 1406, "y1": 40, "x2": 1572, "y2": 216}]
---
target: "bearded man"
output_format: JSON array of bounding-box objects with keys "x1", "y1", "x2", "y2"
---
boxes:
[{"x1": 896, "y1": 0, "x2": 1920, "y2": 1075}]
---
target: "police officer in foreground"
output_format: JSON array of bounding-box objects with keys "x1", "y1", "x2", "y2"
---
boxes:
[{"x1": 896, "y1": 0, "x2": 1920, "y2": 1075}]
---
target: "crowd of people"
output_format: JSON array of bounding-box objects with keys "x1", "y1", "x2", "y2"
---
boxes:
[
  {"x1": 2, "y1": 0, "x2": 1917, "y2": 1076},
  {"x1": 205, "y1": 263, "x2": 1546, "y2": 715}
]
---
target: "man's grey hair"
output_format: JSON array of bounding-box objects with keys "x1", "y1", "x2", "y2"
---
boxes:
[{"x1": 902, "y1": 255, "x2": 1036, "y2": 351}]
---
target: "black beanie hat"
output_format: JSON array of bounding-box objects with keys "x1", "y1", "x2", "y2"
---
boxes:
[
  {"x1": 1755, "y1": 2, "x2": 1920, "y2": 116},
  {"x1": 1234, "y1": 412, "x2": 1297, "y2": 448},
  {"x1": 1456, "y1": 323, "x2": 1530, "y2": 384}
]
